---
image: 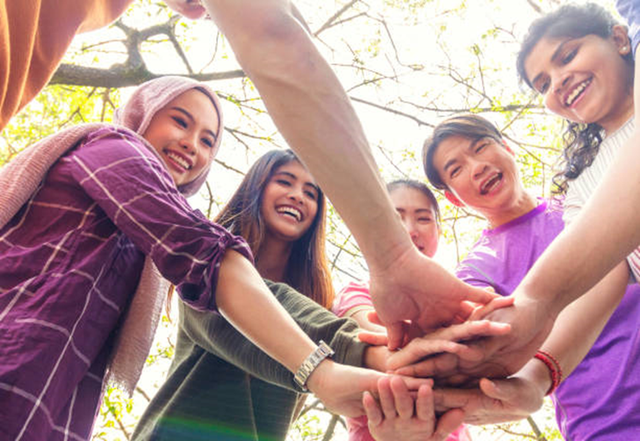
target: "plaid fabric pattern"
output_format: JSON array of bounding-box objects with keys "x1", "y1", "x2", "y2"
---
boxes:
[{"x1": 0, "y1": 128, "x2": 251, "y2": 440}]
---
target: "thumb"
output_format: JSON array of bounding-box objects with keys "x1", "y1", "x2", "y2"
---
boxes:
[
  {"x1": 358, "y1": 331, "x2": 388, "y2": 346},
  {"x1": 479, "y1": 377, "x2": 511, "y2": 401},
  {"x1": 386, "y1": 322, "x2": 405, "y2": 351}
]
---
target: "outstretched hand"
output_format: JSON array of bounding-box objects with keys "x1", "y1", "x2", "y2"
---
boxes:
[
  {"x1": 307, "y1": 360, "x2": 432, "y2": 418},
  {"x1": 360, "y1": 316, "x2": 512, "y2": 374},
  {"x1": 364, "y1": 376, "x2": 465, "y2": 441},
  {"x1": 368, "y1": 247, "x2": 498, "y2": 349},
  {"x1": 432, "y1": 361, "x2": 548, "y2": 425},
  {"x1": 389, "y1": 295, "x2": 554, "y2": 383}
]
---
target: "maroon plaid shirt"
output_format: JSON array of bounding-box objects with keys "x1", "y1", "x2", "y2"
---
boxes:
[{"x1": 0, "y1": 128, "x2": 252, "y2": 441}]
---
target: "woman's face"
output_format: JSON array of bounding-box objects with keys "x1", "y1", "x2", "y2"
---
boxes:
[
  {"x1": 143, "y1": 89, "x2": 219, "y2": 186},
  {"x1": 389, "y1": 186, "x2": 439, "y2": 258},
  {"x1": 524, "y1": 27, "x2": 633, "y2": 132},
  {"x1": 260, "y1": 160, "x2": 320, "y2": 243}
]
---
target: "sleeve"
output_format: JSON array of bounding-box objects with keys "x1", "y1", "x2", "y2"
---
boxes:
[
  {"x1": 332, "y1": 281, "x2": 374, "y2": 318},
  {"x1": 455, "y1": 255, "x2": 496, "y2": 290},
  {"x1": 617, "y1": 0, "x2": 640, "y2": 54},
  {"x1": 562, "y1": 180, "x2": 584, "y2": 225},
  {"x1": 178, "y1": 280, "x2": 368, "y2": 393},
  {"x1": 66, "y1": 128, "x2": 253, "y2": 312}
]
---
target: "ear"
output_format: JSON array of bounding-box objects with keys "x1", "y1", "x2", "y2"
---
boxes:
[
  {"x1": 611, "y1": 24, "x2": 632, "y2": 56},
  {"x1": 445, "y1": 190, "x2": 464, "y2": 207},
  {"x1": 502, "y1": 140, "x2": 515, "y2": 156}
]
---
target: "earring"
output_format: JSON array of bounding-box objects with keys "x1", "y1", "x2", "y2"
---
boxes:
[{"x1": 623, "y1": 45, "x2": 629, "y2": 52}]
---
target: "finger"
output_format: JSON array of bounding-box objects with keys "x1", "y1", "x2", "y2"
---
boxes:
[
  {"x1": 367, "y1": 311, "x2": 384, "y2": 326},
  {"x1": 432, "y1": 409, "x2": 466, "y2": 441},
  {"x1": 389, "y1": 376, "x2": 414, "y2": 420},
  {"x1": 377, "y1": 377, "x2": 398, "y2": 420},
  {"x1": 437, "y1": 320, "x2": 511, "y2": 342},
  {"x1": 395, "y1": 375, "x2": 433, "y2": 391},
  {"x1": 390, "y1": 338, "x2": 470, "y2": 369},
  {"x1": 415, "y1": 383, "x2": 435, "y2": 425},
  {"x1": 432, "y1": 388, "x2": 479, "y2": 413},
  {"x1": 469, "y1": 296, "x2": 515, "y2": 320},
  {"x1": 358, "y1": 331, "x2": 388, "y2": 346},
  {"x1": 386, "y1": 321, "x2": 406, "y2": 351},
  {"x1": 390, "y1": 351, "x2": 459, "y2": 376},
  {"x1": 454, "y1": 301, "x2": 477, "y2": 322},
  {"x1": 363, "y1": 391, "x2": 383, "y2": 426},
  {"x1": 464, "y1": 285, "x2": 500, "y2": 305}
]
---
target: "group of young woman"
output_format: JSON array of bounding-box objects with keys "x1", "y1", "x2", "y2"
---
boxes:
[{"x1": 1, "y1": 1, "x2": 639, "y2": 441}]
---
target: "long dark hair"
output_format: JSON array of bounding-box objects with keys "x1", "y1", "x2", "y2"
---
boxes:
[
  {"x1": 215, "y1": 150, "x2": 334, "y2": 308},
  {"x1": 516, "y1": 3, "x2": 634, "y2": 194}
]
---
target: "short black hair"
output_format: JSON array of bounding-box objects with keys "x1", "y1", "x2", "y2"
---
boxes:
[{"x1": 422, "y1": 114, "x2": 502, "y2": 190}]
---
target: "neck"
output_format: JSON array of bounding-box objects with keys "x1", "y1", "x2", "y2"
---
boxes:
[
  {"x1": 255, "y1": 235, "x2": 293, "y2": 283},
  {"x1": 485, "y1": 192, "x2": 538, "y2": 229}
]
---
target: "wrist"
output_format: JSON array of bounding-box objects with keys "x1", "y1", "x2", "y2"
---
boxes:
[
  {"x1": 363, "y1": 345, "x2": 390, "y2": 372},
  {"x1": 518, "y1": 358, "x2": 552, "y2": 399},
  {"x1": 305, "y1": 358, "x2": 334, "y2": 394},
  {"x1": 294, "y1": 341, "x2": 334, "y2": 391},
  {"x1": 533, "y1": 350, "x2": 563, "y2": 395}
]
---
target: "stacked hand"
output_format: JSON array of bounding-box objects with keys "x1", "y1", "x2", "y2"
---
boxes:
[
  {"x1": 368, "y1": 247, "x2": 498, "y2": 349},
  {"x1": 364, "y1": 376, "x2": 465, "y2": 441},
  {"x1": 388, "y1": 295, "x2": 556, "y2": 384}
]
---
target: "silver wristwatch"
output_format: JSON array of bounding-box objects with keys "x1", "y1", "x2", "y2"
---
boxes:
[{"x1": 294, "y1": 340, "x2": 334, "y2": 391}]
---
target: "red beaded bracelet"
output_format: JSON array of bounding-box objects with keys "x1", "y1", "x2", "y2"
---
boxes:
[{"x1": 534, "y1": 350, "x2": 563, "y2": 395}]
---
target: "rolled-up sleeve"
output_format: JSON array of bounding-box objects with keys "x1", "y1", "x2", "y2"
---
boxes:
[{"x1": 66, "y1": 127, "x2": 253, "y2": 311}]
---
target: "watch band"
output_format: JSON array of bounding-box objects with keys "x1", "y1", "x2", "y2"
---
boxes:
[{"x1": 294, "y1": 340, "x2": 334, "y2": 391}]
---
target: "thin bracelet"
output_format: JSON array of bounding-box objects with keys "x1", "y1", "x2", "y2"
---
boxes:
[{"x1": 534, "y1": 350, "x2": 562, "y2": 395}]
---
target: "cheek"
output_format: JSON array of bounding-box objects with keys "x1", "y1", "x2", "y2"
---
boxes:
[
  {"x1": 306, "y1": 202, "x2": 319, "y2": 225},
  {"x1": 544, "y1": 93, "x2": 562, "y2": 114}
]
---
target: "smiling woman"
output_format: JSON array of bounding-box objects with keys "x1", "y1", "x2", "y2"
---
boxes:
[{"x1": 142, "y1": 88, "x2": 221, "y2": 186}]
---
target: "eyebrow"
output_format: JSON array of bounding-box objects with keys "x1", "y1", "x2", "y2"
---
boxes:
[
  {"x1": 171, "y1": 106, "x2": 218, "y2": 140},
  {"x1": 530, "y1": 39, "x2": 571, "y2": 88},
  {"x1": 275, "y1": 171, "x2": 320, "y2": 193}
]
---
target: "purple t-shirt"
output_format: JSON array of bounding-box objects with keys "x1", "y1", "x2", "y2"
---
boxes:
[
  {"x1": 456, "y1": 200, "x2": 640, "y2": 440},
  {"x1": 0, "y1": 128, "x2": 252, "y2": 441},
  {"x1": 617, "y1": 0, "x2": 640, "y2": 54}
]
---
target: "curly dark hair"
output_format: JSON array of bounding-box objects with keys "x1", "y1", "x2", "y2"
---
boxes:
[{"x1": 516, "y1": 3, "x2": 633, "y2": 194}]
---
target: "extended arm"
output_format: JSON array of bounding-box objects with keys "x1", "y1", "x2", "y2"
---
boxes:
[
  {"x1": 432, "y1": 261, "x2": 629, "y2": 424},
  {"x1": 181, "y1": 279, "x2": 367, "y2": 389},
  {"x1": 200, "y1": 0, "x2": 494, "y2": 337}
]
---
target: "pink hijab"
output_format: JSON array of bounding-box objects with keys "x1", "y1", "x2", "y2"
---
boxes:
[{"x1": 0, "y1": 76, "x2": 224, "y2": 394}]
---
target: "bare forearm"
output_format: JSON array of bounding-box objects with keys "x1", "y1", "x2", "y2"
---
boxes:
[
  {"x1": 516, "y1": 141, "x2": 640, "y2": 314},
  {"x1": 215, "y1": 250, "x2": 316, "y2": 372},
  {"x1": 202, "y1": 0, "x2": 412, "y2": 270}
]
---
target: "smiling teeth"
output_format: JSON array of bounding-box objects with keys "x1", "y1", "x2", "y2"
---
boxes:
[
  {"x1": 481, "y1": 173, "x2": 501, "y2": 194},
  {"x1": 167, "y1": 152, "x2": 191, "y2": 170},
  {"x1": 277, "y1": 206, "x2": 302, "y2": 221},
  {"x1": 565, "y1": 79, "x2": 591, "y2": 106}
]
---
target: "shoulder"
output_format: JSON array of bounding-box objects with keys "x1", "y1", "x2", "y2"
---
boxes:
[{"x1": 71, "y1": 127, "x2": 165, "y2": 172}]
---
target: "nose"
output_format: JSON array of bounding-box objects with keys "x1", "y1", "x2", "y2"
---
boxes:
[
  {"x1": 288, "y1": 184, "x2": 305, "y2": 205},
  {"x1": 471, "y1": 159, "x2": 489, "y2": 180},
  {"x1": 180, "y1": 131, "x2": 198, "y2": 155},
  {"x1": 553, "y1": 70, "x2": 572, "y2": 95}
]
